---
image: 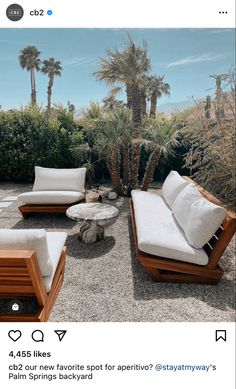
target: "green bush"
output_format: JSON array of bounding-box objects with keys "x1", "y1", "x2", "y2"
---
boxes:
[
  {"x1": 0, "y1": 104, "x2": 189, "y2": 185},
  {"x1": 0, "y1": 106, "x2": 84, "y2": 182}
]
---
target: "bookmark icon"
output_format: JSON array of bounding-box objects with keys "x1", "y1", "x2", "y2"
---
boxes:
[
  {"x1": 215, "y1": 330, "x2": 226, "y2": 342},
  {"x1": 54, "y1": 330, "x2": 67, "y2": 342}
]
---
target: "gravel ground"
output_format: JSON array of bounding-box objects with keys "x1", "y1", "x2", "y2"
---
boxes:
[{"x1": 0, "y1": 182, "x2": 235, "y2": 322}]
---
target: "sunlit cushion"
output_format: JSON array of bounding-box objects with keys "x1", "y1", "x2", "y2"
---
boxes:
[
  {"x1": 161, "y1": 170, "x2": 190, "y2": 208},
  {"x1": 131, "y1": 190, "x2": 208, "y2": 265},
  {"x1": 33, "y1": 166, "x2": 86, "y2": 192},
  {"x1": 0, "y1": 229, "x2": 52, "y2": 276},
  {"x1": 0, "y1": 229, "x2": 67, "y2": 292},
  {"x1": 18, "y1": 191, "x2": 85, "y2": 204},
  {"x1": 172, "y1": 185, "x2": 226, "y2": 249}
]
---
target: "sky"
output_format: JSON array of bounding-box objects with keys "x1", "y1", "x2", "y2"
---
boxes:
[{"x1": 0, "y1": 28, "x2": 235, "y2": 111}]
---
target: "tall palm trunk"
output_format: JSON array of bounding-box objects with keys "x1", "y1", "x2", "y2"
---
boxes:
[
  {"x1": 47, "y1": 74, "x2": 54, "y2": 111},
  {"x1": 122, "y1": 139, "x2": 129, "y2": 195},
  {"x1": 141, "y1": 88, "x2": 147, "y2": 115},
  {"x1": 126, "y1": 84, "x2": 132, "y2": 108},
  {"x1": 150, "y1": 93, "x2": 157, "y2": 117},
  {"x1": 30, "y1": 69, "x2": 34, "y2": 104},
  {"x1": 130, "y1": 83, "x2": 142, "y2": 124},
  {"x1": 32, "y1": 71, "x2": 37, "y2": 104},
  {"x1": 141, "y1": 147, "x2": 161, "y2": 191},
  {"x1": 108, "y1": 144, "x2": 123, "y2": 195},
  {"x1": 30, "y1": 68, "x2": 37, "y2": 105},
  {"x1": 129, "y1": 83, "x2": 142, "y2": 191}
]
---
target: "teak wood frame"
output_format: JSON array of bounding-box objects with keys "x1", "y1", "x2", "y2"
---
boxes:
[
  {"x1": 18, "y1": 199, "x2": 86, "y2": 219},
  {"x1": 0, "y1": 247, "x2": 66, "y2": 322},
  {"x1": 129, "y1": 177, "x2": 236, "y2": 284},
  {"x1": 18, "y1": 173, "x2": 87, "y2": 218}
]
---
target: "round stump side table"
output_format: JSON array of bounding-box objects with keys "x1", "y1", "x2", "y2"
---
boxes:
[{"x1": 66, "y1": 203, "x2": 119, "y2": 244}]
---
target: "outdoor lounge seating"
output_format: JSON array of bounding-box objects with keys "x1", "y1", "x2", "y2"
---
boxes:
[
  {"x1": 0, "y1": 229, "x2": 67, "y2": 322},
  {"x1": 18, "y1": 166, "x2": 86, "y2": 218},
  {"x1": 130, "y1": 171, "x2": 236, "y2": 284}
]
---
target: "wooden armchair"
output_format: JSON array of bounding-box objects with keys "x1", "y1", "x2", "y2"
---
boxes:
[
  {"x1": 130, "y1": 177, "x2": 236, "y2": 284},
  {"x1": 0, "y1": 230, "x2": 67, "y2": 321},
  {"x1": 18, "y1": 166, "x2": 86, "y2": 218}
]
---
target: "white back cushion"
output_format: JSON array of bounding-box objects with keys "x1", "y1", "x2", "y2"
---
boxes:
[
  {"x1": 33, "y1": 166, "x2": 86, "y2": 192},
  {"x1": 0, "y1": 229, "x2": 53, "y2": 276},
  {"x1": 132, "y1": 190, "x2": 208, "y2": 266},
  {"x1": 162, "y1": 171, "x2": 190, "y2": 208},
  {"x1": 172, "y1": 185, "x2": 227, "y2": 248}
]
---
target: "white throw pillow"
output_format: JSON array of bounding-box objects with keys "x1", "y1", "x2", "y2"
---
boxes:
[
  {"x1": 33, "y1": 166, "x2": 86, "y2": 192},
  {"x1": 172, "y1": 185, "x2": 227, "y2": 248},
  {"x1": 161, "y1": 170, "x2": 190, "y2": 208},
  {"x1": 0, "y1": 229, "x2": 53, "y2": 276}
]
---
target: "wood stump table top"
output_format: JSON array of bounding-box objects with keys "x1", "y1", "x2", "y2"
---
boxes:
[{"x1": 66, "y1": 202, "x2": 119, "y2": 222}]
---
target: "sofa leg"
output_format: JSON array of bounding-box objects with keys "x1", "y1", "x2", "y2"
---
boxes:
[
  {"x1": 144, "y1": 266, "x2": 162, "y2": 282},
  {"x1": 18, "y1": 207, "x2": 29, "y2": 219}
]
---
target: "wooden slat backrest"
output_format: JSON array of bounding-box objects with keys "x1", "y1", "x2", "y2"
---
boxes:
[
  {"x1": 183, "y1": 176, "x2": 236, "y2": 268},
  {"x1": 0, "y1": 250, "x2": 47, "y2": 306}
]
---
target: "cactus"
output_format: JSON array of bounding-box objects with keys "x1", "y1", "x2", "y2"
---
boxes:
[{"x1": 204, "y1": 95, "x2": 211, "y2": 119}]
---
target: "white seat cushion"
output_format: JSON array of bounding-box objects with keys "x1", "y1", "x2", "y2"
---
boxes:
[
  {"x1": 43, "y1": 232, "x2": 67, "y2": 292},
  {"x1": 131, "y1": 190, "x2": 208, "y2": 266},
  {"x1": 0, "y1": 229, "x2": 52, "y2": 276},
  {"x1": 172, "y1": 184, "x2": 226, "y2": 249},
  {"x1": 33, "y1": 166, "x2": 86, "y2": 192},
  {"x1": 18, "y1": 191, "x2": 85, "y2": 205},
  {"x1": 161, "y1": 170, "x2": 190, "y2": 208}
]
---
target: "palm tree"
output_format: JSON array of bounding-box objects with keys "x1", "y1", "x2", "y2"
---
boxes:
[
  {"x1": 41, "y1": 58, "x2": 62, "y2": 112},
  {"x1": 96, "y1": 126, "x2": 122, "y2": 195},
  {"x1": 95, "y1": 108, "x2": 133, "y2": 195},
  {"x1": 19, "y1": 46, "x2": 41, "y2": 105},
  {"x1": 72, "y1": 105, "x2": 133, "y2": 195},
  {"x1": 147, "y1": 75, "x2": 170, "y2": 117},
  {"x1": 141, "y1": 120, "x2": 179, "y2": 191},
  {"x1": 94, "y1": 38, "x2": 150, "y2": 124},
  {"x1": 94, "y1": 36, "x2": 151, "y2": 190}
]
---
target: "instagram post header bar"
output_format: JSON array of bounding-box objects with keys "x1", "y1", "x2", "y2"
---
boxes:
[{"x1": 0, "y1": 0, "x2": 235, "y2": 28}]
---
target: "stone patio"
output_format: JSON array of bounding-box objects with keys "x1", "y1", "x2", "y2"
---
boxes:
[{"x1": 0, "y1": 182, "x2": 235, "y2": 322}]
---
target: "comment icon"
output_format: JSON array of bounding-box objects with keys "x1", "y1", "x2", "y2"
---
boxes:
[{"x1": 32, "y1": 330, "x2": 44, "y2": 342}]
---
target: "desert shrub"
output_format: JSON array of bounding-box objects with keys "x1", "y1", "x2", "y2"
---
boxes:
[
  {"x1": 0, "y1": 105, "x2": 84, "y2": 182},
  {"x1": 181, "y1": 70, "x2": 236, "y2": 209},
  {"x1": 182, "y1": 115, "x2": 235, "y2": 209}
]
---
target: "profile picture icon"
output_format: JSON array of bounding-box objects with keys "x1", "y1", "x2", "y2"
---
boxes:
[{"x1": 6, "y1": 4, "x2": 24, "y2": 21}]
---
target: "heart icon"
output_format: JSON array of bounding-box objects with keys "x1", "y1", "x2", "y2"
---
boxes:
[{"x1": 8, "y1": 330, "x2": 22, "y2": 342}]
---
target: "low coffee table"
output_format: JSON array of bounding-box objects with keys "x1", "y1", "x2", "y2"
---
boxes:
[{"x1": 66, "y1": 203, "x2": 119, "y2": 244}]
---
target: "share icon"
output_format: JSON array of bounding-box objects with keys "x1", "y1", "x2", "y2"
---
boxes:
[{"x1": 54, "y1": 330, "x2": 67, "y2": 342}]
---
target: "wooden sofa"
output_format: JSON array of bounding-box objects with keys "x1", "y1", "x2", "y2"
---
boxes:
[
  {"x1": 0, "y1": 230, "x2": 67, "y2": 322},
  {"x1": 18, "y1": 166, "x2": 86, "y2": 218},
  {"x1": 130, "y1": 175, "x2": 236, "y2": 284}
]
